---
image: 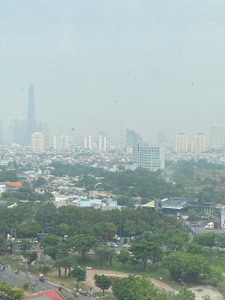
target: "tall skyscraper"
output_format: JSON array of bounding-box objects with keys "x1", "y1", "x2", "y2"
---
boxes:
[
  {"x1": 175, "y1": 133, "x2": 188, "y2": 152},
  {"x1": 133, "y1": 144, "x2": 165, "y2": 171},
  {"x1": 84, "y1": 136, "x2": 92, "y2": 150},
  {"x1": 126, "y1": 129, "x2": 142, "y2": 153},
  {"x1": 191, "y1": 134, "x2": 207, "y2": 153},
  {"x1": 31, "y1": 132, "x2": 44, "y2": 153},
  {"x1": 99, "y1": 136, "x2": 107, "y2": 152},
  {"x1": 88, "y1": 136, "x2": 92, "y2": 151},
  {"x1": 8, "y1": 118, "x2": 21, "y2": 144},
  {"x1": 53, "y1": 135, "x2": 69, "y2": 150},
  {"x1": 0, "y1": 119, "x2": 3, "y2": 145},
  {"x1": 211, "y1": 125, "x2": 225, "y2": 149},
  {"x1": 27, "y1": 85, "x2": 36, "y2": 144},
  {"x1": 84, "y1": 137, "x2": 88, "y2": 148}
]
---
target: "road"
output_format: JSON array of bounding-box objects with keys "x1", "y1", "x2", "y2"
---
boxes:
[{"x1": 0, "y1": 264, "x2": 90, "y2": 300}]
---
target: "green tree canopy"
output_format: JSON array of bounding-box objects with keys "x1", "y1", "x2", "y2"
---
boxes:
[
  {"x1": 94, "y1": 274, "x2": 111, "y2": 296},
  {"x1": 71, "y1": 266, "x2": 86, "y2": 288}
]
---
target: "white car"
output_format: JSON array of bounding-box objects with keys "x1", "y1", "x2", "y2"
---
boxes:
[{"x1": 113, "y1": 243, "x2": 118, "y2": 248}]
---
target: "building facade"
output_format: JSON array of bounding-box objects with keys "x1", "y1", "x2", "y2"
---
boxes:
[
  {"x1": 133, "y1": 144, "x2": 165, "y2": 171},
  {"x1": 175, "y1": 133, "x2": 188, "y2": 152},
  {"x1": 99, "y1": 136, "x2": 107, "y2": 152},
  {"x1": 211, "y1": 125, "x2": 225, "y2": 149},
  {"x1": 31, "y1": 132, "x2": 44, "y2": 153},
  {"x1": 126, "y1": 129, "x2": 142, "y2": 153},
  {"x1": 53, "y1": 135, "x2": 69, "y2": 150},
  {"x1": 27, "y1": 85, "x2": 36, "y2": 144},
  {"x1": 191, "y1": 134, "x2": 207, "y2": 153}
]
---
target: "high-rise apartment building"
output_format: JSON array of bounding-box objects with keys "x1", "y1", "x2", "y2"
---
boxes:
[
  {"x1": 53, "y1": 135, "x2": 69, "y2": 150},
  {"x1": 37, "y1": 121, "x2": 49, "y2": 147},
  {"x1": 0, "y1": 119, "x2": 3, "y2": 145},
  {"x1": 191, "y1": 134, "x2": 207, "y2": 153},
  {"x1": 27, "y1": 85, "x2": 36, "y2": 143},
  {"x1": 175, "y1": 133, "x2": 188, "y2": 152},
  {"x1": 84, "y1": 137, "x2": 88, "y2": 148},
  {"x1": 84, "y1": 136, "x2": 92, "y2": 150},
  {"x1": 31, "y1": 132, "x2": 44, "y2": 153},
  {"x1": 133, "y1": 144, "x2": 165, "y2": 171},
  {"x1": 8, "y1": 118, "x2": 22, "y2": 145},
  {"x1": 211, "y1": 125, "x2": 225, "y2": 149},
  {"x1": 99, "y1": 136, "x2": 107, "y2": 152}
]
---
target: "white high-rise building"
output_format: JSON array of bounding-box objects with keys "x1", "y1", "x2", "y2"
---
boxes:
[
  {"x1": 53, "y1": 135, "x2": 69, "y2": 150},
  {"x1": 211, "y1": 125, "x2": 225, "y2": 149},
  {"x1": 191, "y1": 134, "x2": 207, "y2": 153},
  {"x1": 99, "y1": 136, "x2": 107, "y2": 152},
  {"x1": 88, "y1": 136, "x2": 92, "y2": 151},
  {"x1": 31, "y1": 132, "x2": 44, "y2": 153},
  {"x1": 133, "y1": 144, "x2": 165, "y2": 171},
  {"x1": 84, "y1": 137, "x2": 88, "y2": 148},
  {"x1": 103, "y1": 136, "x2": 107, "y2": 152},
  {"x1": 175, "y1": 133, "x2": 188, "y2": 152}
]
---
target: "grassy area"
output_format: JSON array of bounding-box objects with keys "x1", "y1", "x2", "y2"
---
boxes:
[
  {"x1": 0, "y1": 254, "x2": 20, "y2": 266},
  {"x1": 74, "y1": 254, "x2": 183, "y2": 291},
  {"x1": 45, "y1": 269, "x2": 90, "y2": 291}
]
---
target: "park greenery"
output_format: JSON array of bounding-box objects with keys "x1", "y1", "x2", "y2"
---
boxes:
[{"x1": 1, "y1": 159, "x2": 225, "y2": 298}]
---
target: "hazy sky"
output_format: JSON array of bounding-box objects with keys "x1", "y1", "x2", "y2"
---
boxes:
[{"x1": 1, "y1": 0, "x2": 225, "y2": 144}]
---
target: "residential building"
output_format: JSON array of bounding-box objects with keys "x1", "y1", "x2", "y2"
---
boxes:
[
  {"x1": 191, "y1": 134, "x2": 207, "y2": 153},
  {"x1": 211, "y1": 125, "x2": 225, "y2": 149},
  {"x1": 99, "y1": 135, "x2": 107, "y2": 152},
  {"x1": 84, "y1": 136, "x2": 88, "y2": 148},
  {"x1": 27, "y1": 85, "x2": 36, "y2": 144},
  {"x1": 31, "y1": 132, "x2": 44, "y2": 153},
  {"x1": 175, "y1": 133, "x2": 188, "y2": 152},
  {"x1": 0, "y1": 118, "x2": 2, "y2": 145},
  {"x1": 88, "y1": 136, "x2": 92, "y2": 151},
  {"x1": 8, "y1": 118, "x2": 22, "y2": 145},
  {"x1": 53, "y1": 135, "x2": 69, "y2": 150},
  {"x1": 133, "y1": 144, "x2": 165, "y2": 171}
]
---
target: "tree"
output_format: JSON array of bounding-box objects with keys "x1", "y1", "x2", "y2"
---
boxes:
[
  {"x1": 186, "y1": 243, "x2": 203, "y2": 255},
  {"x1": 43, "y1": 246, "x2": 59, "y2": 260},
  {"x1": 208, "y1": 266, "x2": 224, "y2": 285},
  {"x1": 112, "y1": 275, "x2": 167, "y2": 300},
  {"x1": 33, "y1": 177, "x2": 47, "y2": 188},
  {"x1": 40, "y1": 235, "x2": 60, "y2": 248},
  {"x1": 163, "y1": 252, "x2": 209, "y2": 283},
  {"x1": 162, "y1": 252, "x2": 184, "y2": 281},
  {"x1": 21, "y1": 240, "x2": 32, "y2": 253},
  {"x1": 115, "y1": 196, "x2": 133, "y2": 208},
  {"x1": 94, "y1": 274, "x2": 111, "y2": 296},
  {"x1": 95, "y1": 246, "x2": 115, "y2": 266},
  {"x1": 124, "y1": 220, "x2": 137, "y2": 239},
  {"x1": 117, "y1": 248, "x2": 130, "y2": 267},
  {"x1": 66, "y1": 234, "x2": 101, "y2": 261},
  {"x1": 193, "y1": 233, "x2": 216, "y2": 247},
  {"x1": 173, "y1": 287, "x2": 195, "y2": 300},
  {"x1": 71, "y1": 266, "x2": 86, "y2": 288},
  {"x1": 167, "y1": 235, "x2": 187, "y2": 251},
  {"x1": 0, "y1": 236, "x2": 8, "y2": 254},
  {"x1": 24, "y1": 252, "x2": 38, "y2": 271},
  {"x1": 105, "y1": 222, "x2": 117, "y2": 237},
  {"x1": 130, "y1": 240, "x2": 162, "y2": 269}
]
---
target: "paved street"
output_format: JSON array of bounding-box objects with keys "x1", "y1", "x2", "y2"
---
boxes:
[{"x1": 0, "y1": 264, "x2": 89, "y2": 300}]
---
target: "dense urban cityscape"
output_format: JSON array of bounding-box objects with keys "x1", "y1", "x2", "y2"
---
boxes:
[{"x1": 2, "y1": 0, "x2": 225, "y2": 300}]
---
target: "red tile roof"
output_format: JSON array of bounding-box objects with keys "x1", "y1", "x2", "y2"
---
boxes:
[
  {"x1": 24, "y1": 289, "x2": 66, "y2": 300},
  {"x1": 6, "y1": 182, "x2": 22, "y2": 188}
]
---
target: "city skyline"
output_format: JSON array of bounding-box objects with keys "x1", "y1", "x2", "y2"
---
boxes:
[{"x1": 1, "y1": 1, "x2": 225, "y2": 142}]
